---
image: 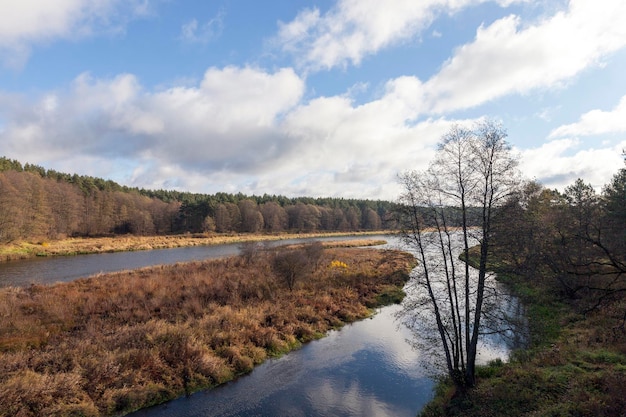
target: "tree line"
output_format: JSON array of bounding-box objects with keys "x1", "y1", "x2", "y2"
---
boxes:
[
  {"x1": 491, "y1": 169, "x2": 625, "y2": 313},
  {"x1": 0, "y1": 156, "x2": 396, "y2": 243}
]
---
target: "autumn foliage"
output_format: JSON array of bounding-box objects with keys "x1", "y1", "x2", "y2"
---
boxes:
[{"x1": 0, "y1": 158, "x2": 394, "y2": 245}]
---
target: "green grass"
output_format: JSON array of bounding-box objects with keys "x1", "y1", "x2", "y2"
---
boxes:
[
  {"x1": 372, "y1": 286, "x2": 406, "y2": 306},
  {"x1": 419, "y1": 252, "x2": 626, "y2": 417}
]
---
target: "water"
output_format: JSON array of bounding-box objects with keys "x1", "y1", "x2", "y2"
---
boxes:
[
  {"x1": 0, "y1": 235, "x2": 383, "y2": 287},
  {"x1": 0, "y1": 234, "x2": 521, "y2": 416},
  {"x1": 0, "y1": 244, "x2": 243, "y2": 287},
  {"x1": 123, "y1": 234, "x2": 519, "y2": 417},
  {"x1": 129, "y1": 305, "x2": 434, "y2": 417},
  {"x1": 396, "y1": 232, "x2": 527, "y2": 369}
]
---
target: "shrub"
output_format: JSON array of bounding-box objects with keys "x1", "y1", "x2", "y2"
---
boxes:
[
  {"x1": 271, "y1": 247, "x2": 310, "y2": 291},
  {"x1": 238, "y1": 241, "x2": 262, "y2": 265}
]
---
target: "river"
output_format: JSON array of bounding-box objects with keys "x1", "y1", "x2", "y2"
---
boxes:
[
  {"x1": 129, "y1": 304, "x2": 435, "y2": 417},
  {"x1": 0, "y1": 234, "x2": 520, "y2": 416},
  {"x1": 0, "y1": 235, "x2": 377, "y2": 287}
]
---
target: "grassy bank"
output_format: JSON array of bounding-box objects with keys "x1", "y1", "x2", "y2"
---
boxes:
[
  {"x1": 0, "y1": 244, "x2": 414, "y2": 417},
  {"x1": 419, "y1": 261, "x2": 626, "y2": 416},
  {"x1": 0, "y1": 231, "x2": 391, "y2": 262}
]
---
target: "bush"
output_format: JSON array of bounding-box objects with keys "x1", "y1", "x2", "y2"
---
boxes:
[{"x1": 271, "y1": 247, "x2": 310, "y2": 291}]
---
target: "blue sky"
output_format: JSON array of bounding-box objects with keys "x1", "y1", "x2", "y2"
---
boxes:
[{"x1": 0, "y1": 0, "x2": 625, "y2": 200}]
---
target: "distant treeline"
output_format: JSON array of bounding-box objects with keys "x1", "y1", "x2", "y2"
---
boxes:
[{"x1": 0, "y1": 156, "x2": 396, "y2": 243}]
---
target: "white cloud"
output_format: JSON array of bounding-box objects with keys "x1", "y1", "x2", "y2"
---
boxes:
[
  {"x1": 276, "y1": 0, "x2": 626, "y2": 116},
  {"x1": 0, "y1": 0, "x2": 151, "y2": 68},
  {"x1": 0, "y1": 63, "x2": 469, "y2": 199},
  {"x1": 0, "y1": 66, "x2": 308, "y2": 188},
  {"x1": 519, "y1": 138, "x2": 626, "y2": 191},
  {"x1": 3, "y1": 2, "x2": 625, "y2": 202},
  {"x1": 549, "y1": 95, "x2": 626, "y2": 138},
  {"x1": 144, "y1": 66, "x2": 304, "y2": 144},
  {"x1": 278, "y1": 79, "x2": 475, "y2": 197},
  {"x1": 180, "y1": 9, "x2": 225, "y2": 44},
  {"x1": 6, "y1": 59, "x2": 622, "y2": 199},
  {"x1": 424, "y1": 0, "x2": 626, "y2": 113},
  {"x1": 535, "y1": 106, "x2": 561, "y2": 122},
  {"x1": 275, "y1": 0, "x2": 525, "y2": 72}
]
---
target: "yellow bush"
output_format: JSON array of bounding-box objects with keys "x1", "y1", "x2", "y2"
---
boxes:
[{"x1": 329, "y1": 260, "x2": 348, "y2": 269}]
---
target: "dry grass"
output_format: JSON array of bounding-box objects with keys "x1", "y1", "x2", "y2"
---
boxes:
[
  {"x1": 0, "y1": 246, "x2": 414, "y2": 417},
  {"x1": 0, "y1": 231, "x2": 391, "y2": 262}
]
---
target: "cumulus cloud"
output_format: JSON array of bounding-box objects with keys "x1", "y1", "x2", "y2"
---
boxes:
[
  {"x1": 279, "y1": 82, "x2": 472, "y2": 197},
  {"x1": 2, "y1": 1, "x2": 625, "y2": 199},
  {"x1": 274, "y1": 0, "x2": 525, "y2": 72},
  {"x1": 424, "y1": 0, "x2": 626, "y2": 113},
  {"x1": 276, "y1": 0, "x2": 626, "y2": 115},
  {"x1": 0, "y1": 66, "x2": 310, "y2": 189},
  {"x1": 519, "y1": 139, "x2": 626, "y2": 191},
  {"x1": 0, "y1": 0, "x2": 151, "y2": 68},
  {"x1": 549, "y1": 95, "x2": 626, "y2": 138},
  {"x1": 0, "y1": 67, "x2": 304, "y2": 170},
  {"x1": 0, "y1": 63, "x2": 468, "y2": 199}
]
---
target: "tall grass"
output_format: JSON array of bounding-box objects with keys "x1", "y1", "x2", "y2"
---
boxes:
[{"x1": 0, "y1": 246, "x2": 413, "y2": 416}]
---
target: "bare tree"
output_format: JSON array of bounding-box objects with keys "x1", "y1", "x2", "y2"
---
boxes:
[
  {"x1": 238, "y1": 241, "x2": 263, "y2": 265},
  {"x1": 397, "y1": 120, "x2": 520, "y2": 388},
  {"x1": 260, "y1": 202, "x2": 288, "y2": 232},
  {"x1": 0, "y1": 173, "x2": 22, "y2": 243},
  {"x1": 238, "y1": 199, "x2": 264, "y2": 233},
  {"x1": 287, "y1": 203, "x2": 321, "y2": 232},
  {"x1": 362, "y1": 207, "x2": 382, "y2": 230},
  {"x1": 214, "y1": 203, "x2": 231, "y2": 233},
  {"x1": 270, "y1": 243, "x2": 324, "y2": 291}
]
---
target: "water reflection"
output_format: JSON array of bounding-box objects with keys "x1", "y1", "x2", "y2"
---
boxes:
[
  {"x1": 391, "y1": 232, "x2": 527, "y2": 375},
  {"x1": 0, "y1": 244, "x2": 241, "y2": 287},
  {"x1": 129, "y1": 305, "x2": 434, "y2": 417}
]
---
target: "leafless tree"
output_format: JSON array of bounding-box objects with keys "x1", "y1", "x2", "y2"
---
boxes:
[
  {"x1": 397, "y1": 120, "x2": 521, "y2": 388},
  {"x1": 260, "y1": 202, "x2": 288, "y2": 232},
  {"x1": 270, "y1": 243, "x2": 324, "y2": 291},
  {"x1": 238, "y1": 199, "x2": 264, "y2": 233}
]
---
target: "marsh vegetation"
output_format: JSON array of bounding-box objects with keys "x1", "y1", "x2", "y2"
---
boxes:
[{"x1": 0, "y1": 243, "x2": 413, "y2": 417}]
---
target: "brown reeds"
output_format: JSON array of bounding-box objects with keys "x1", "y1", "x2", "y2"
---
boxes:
[{"x1": 0, "y1": 246, "x2": 414, "y2": 417}]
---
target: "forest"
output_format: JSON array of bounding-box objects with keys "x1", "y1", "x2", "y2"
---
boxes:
[
  {"x1": 0, "y1": 141, "x2": 625, "y2": 416},
  {"x1": 491, "y1": 172, "x2": 625, "y2": 312},
  {"x1": 0, "y1": 156, "x2": 395, "y2": 243}
]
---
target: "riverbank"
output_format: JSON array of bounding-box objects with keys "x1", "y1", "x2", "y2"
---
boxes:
[
  {"x1": 0, "y1": 243, "x2": 415, "y2": 417},
  {"x1": 419, "y1": 261, "x2": 626, "y2": 416},
  {"x1": 0, "y1": 231, "x2": 392, "y2": 262}
]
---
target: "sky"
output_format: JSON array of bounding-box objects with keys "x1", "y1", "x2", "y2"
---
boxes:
[{"x1": 0, "y1": 0, "x2": 625, "y2": 200}]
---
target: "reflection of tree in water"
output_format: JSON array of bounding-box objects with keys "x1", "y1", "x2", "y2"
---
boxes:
[{"x1": 396, "y1": 231, "x2": 528, "y2": 378}]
